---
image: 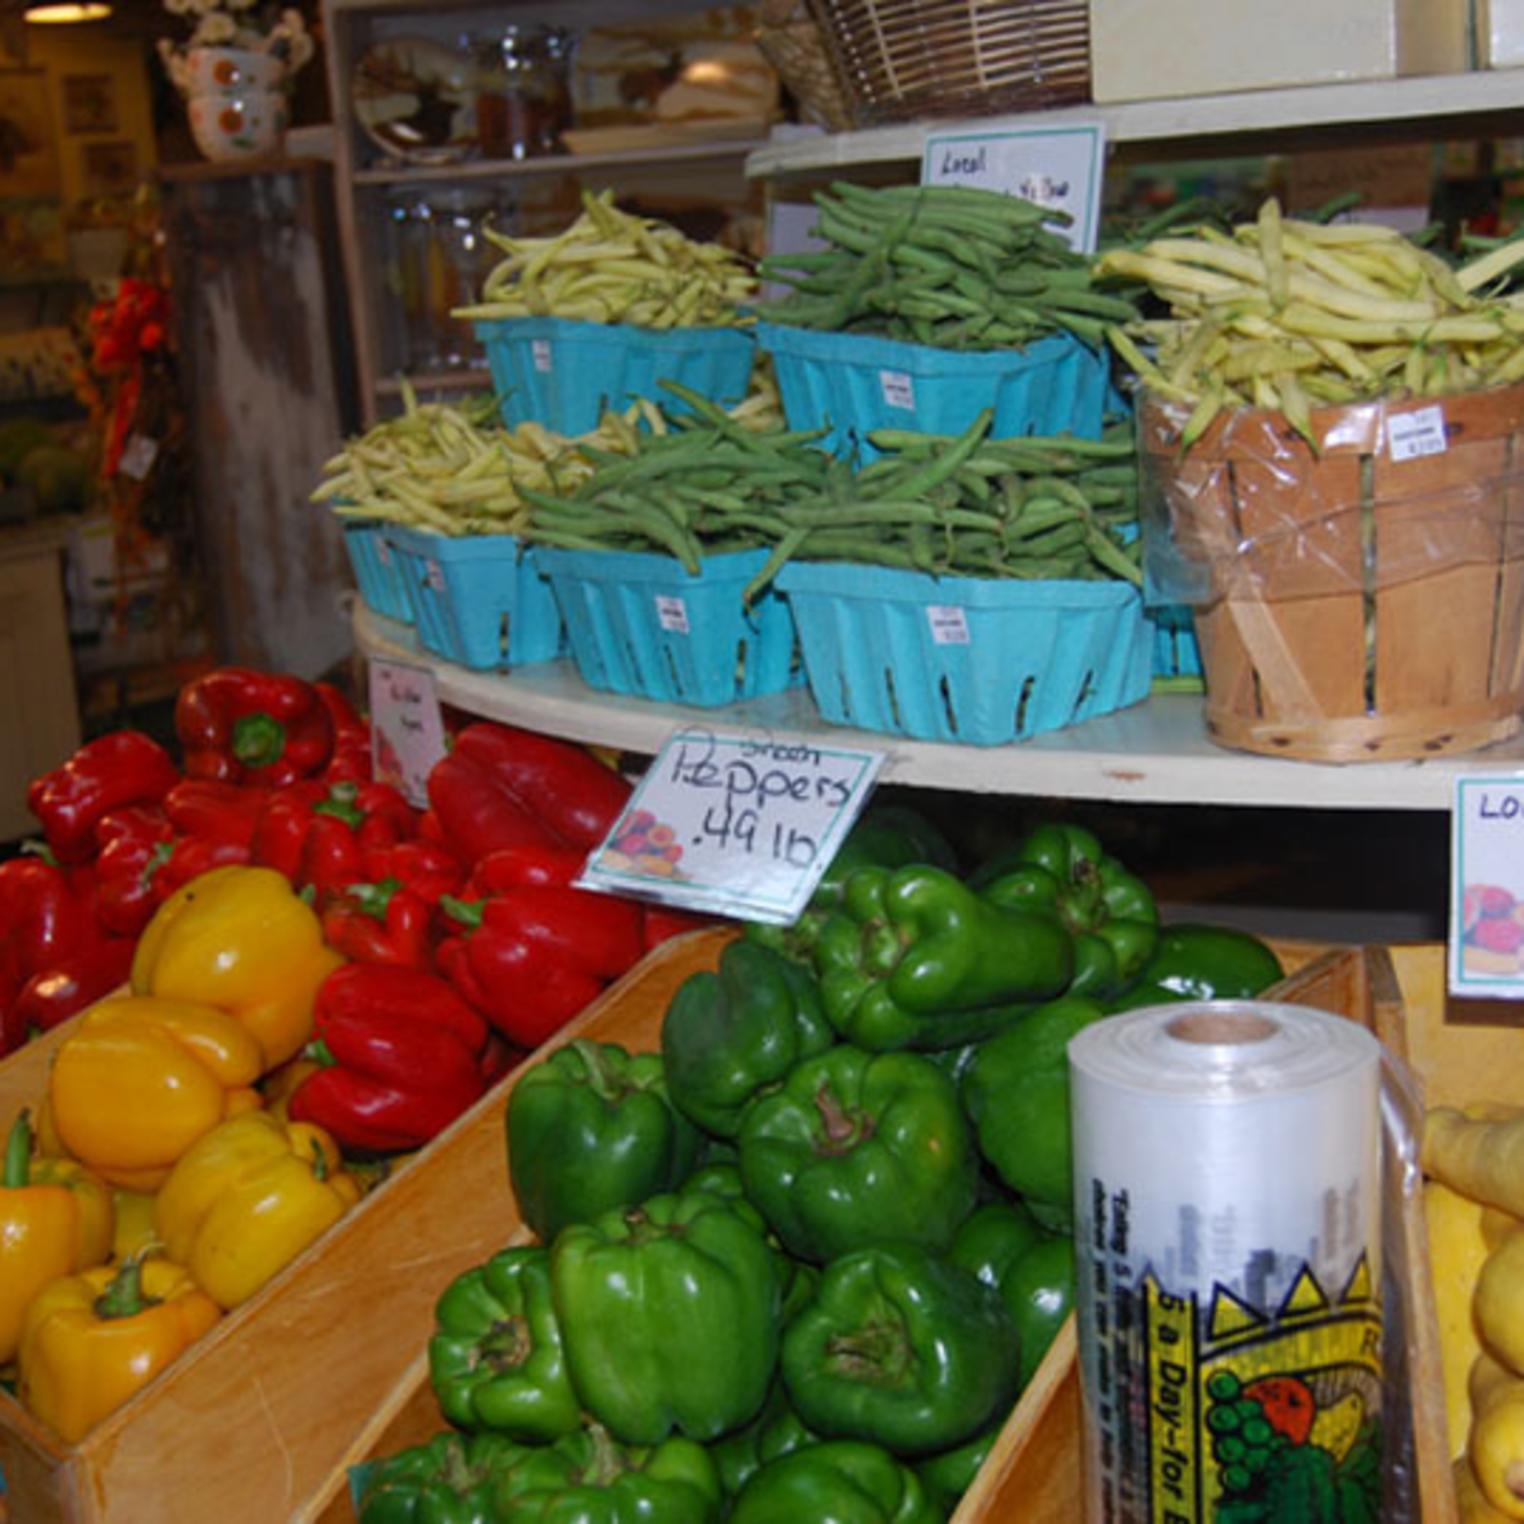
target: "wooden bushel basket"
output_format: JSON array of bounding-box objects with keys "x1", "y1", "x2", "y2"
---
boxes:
[{"x1": 1141, "y1": 387, "x2": 1524, "y2": 762}]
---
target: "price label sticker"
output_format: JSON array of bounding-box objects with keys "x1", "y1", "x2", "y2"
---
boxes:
[
  {"x1": 1450, "y1": 776, "x2": 1524, "y2": 997},
  {"x1": 1388, "y1": 404, "x2": 1448, "y2": 462},
  {"x1": 426, "y1": 559, "x2": 446, "y2": 593},
  {"x1": 922, "y1": 123, "x2": 1107, "y2": 253},
  {"x1": 578, "y1": 729, "x2": 886, "y2": 924},
  {"x1": 880, "y1": 370, "x2": 916, "y2": 411},
  {"x1": 655, "y1": 595, "x2": 690, "y2": 634},
  {"x1": 118, "y1": 434, "x2": 159, "y2": 482},
  {"x1": 531, "y1": 338, "x2": 553, "y2": 374},
  {"x1": 369, "y1": 659, "x2": 448, "y2": 809},
  {"x1": 926, "y1": 605, "x2": 971, "y2": 645}
]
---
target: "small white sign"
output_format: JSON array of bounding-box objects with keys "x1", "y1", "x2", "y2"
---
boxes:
[
  {"x1": 880, "y1": 370, "x2": 916, "y2": 411},
  {"x1": 531, "y1": 338, "x2": 553, "y2": 374},
  {"x1": 369, "y1": 659, "x2": 448, "y2": 809},
  {"x1": 118, "y1": 434, "x2": 159, "y2": 482},
  {"x1": 1388, "y1": 404, "x2": 1448, "y2": 462},
  {"x1": 926, "y1": 605, "x2": 971, "y2": 645},
  {"x1": 376, "y1": 537, "x2": 393, "y2": 567},
  {"x1": 655, "y1": 595, "x2": 690, "y2": 634},
  {"x1": 426, "y1": 559, "x2": 446, "y2": 593},
  {"x1": 579, "y1": 729, "x2": 886, "y2": 924},
  {"x1": 1451, "y1": 776, "x2": 1524, "y2": 997},
  {"x1": 922, "y1": 123, "x2": 1107, "y2": 253}
]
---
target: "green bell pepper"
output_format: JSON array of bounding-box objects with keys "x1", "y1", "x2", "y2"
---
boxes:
[
  {"x1": 661, "y1": 941, "x2": 835, "y2": 1138},
  {"x1": 959, "y1": 996, "x2": 1109, "y2": 1232},
  {"x1": 1110, "y1": 923, "x2": 1284, "y2": 1011},
  {"x1": 782, "y1": 1243, "x2": 1020, "y2": 1456},
  {"x1": 738, "y1": 1044, "x2": 977, "y2": 1263},
  {"x1": 493, "y1": 1423, "x2": 722, "y2": 1524},
  {"x1": 508, "y1": 1039, "x2": 702, "y2": 1241},
  {"x1": 708, "y1": 1380, "x2": 820, "y2": 1500},
  {"x1": 428, "y1": 1244, "x2": 582, "y2": 1443},
  {"x1": 746, "y1": 804, "x2": 958, "y2": 964},
  {"x1": 357, "y1": 1430, "x2": 527, "y2": 1524},
  {"x1": 730, "y1": 1441, "x2": 943, "y2": 1524},
  {"x1": 947, "y1": 1202, "x2": 1045, "y2": 1303},
  {"x1": 973, "y1": 823, "x2": 1158, "y2": 1002},
  {"x1": 813, "y1": 864, "x2": 1074, "y2": 1051},
  {"x1": 915, "y1": 1423, "x2": 1000, "y2": 1517},
  {"x1": 550, "y1": 1189, "x2": 780, "y2": 1445}
]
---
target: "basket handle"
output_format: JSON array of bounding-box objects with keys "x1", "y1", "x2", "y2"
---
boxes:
[{"x1": 1225, "y1": 598, "x2": 1323, "y2": 721}]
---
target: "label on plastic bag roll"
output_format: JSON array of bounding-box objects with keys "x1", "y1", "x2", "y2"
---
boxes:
[{"x1": 1069, "y1": 1001, "x2": 1383, "y2": 1523}]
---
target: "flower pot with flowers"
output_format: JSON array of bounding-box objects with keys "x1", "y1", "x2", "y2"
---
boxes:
[{"x1": 157, "y1": 0, "x2": 316, "y2": 162}]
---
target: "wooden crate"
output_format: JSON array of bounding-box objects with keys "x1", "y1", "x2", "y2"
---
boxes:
[{"x1": 0, "y1": 929, "x2": 730, "y2": 1524}]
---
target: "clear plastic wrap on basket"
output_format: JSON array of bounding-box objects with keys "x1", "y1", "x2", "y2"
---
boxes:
[{"x1": 1137, "y1": 386, "x2": 1524, "y2": 762}]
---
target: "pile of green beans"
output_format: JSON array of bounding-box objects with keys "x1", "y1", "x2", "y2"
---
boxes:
[
  {"x1": 520, "y1": 383, "x2": 1140, "y2": 603},
  {"x1": 756, "y1": 182, "x2": 1138, "y2": 350}
]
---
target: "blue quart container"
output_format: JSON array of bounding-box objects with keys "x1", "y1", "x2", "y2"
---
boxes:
[
  {"x1": 1148, "y1": 602, "x2": 1205, "y2": 689},
  {"x1": 756, "y1": 322, "x2": 1117, "y2": 461},
  {"x1": 776, "y1": 562, "x2": 1152, "y2": 745},
  {"x1": 386, "y1": 526, "x2": 563, "y2": 671},
  {"x1": 341, "y1": 520, "x2": 413, "y2": 625},
  {"x1": 477, "y1": 316, "x2": 756, "y2": 435},
  {"x1": 537, "y1": 545, "x2": 799, "y2": 708}
]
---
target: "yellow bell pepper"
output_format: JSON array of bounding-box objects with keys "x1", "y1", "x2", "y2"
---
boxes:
[
  {"x1": 132, "y1": 864, "x2": 343, "y2": 1071},
  {"x1": 18, "y1": 1252, "x2": 220, "y2": 1444},
  {"x1": 154, "y1": 1109, "x2": 361, "y2": 1310},
  {"x1": 261, "y1": 1054, "x2": 322, "y2": 1123},
  {"x1": 0, "y1": 1111, "x2": 114, "y2": 1364},
  {"x1": 49, "y1": 995, "x2": 264, "y2": 1191},
  {"x1": 109, "y1": 1189, "x2": 158, "y2": 1263}
]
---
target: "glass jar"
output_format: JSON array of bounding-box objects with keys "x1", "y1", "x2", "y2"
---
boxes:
[
  {"x1": 421, "y1": 186, "x2": 501, "y2": 370},
  {"x1": 474, "y1": 25, "x2": 546, "y2": 162}
]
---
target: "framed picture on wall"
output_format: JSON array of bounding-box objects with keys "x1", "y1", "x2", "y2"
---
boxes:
[
  {"x1": 62, "y1": 74, "x2": 118, "y2": 135},
  {"x1": 0, "y1": 69, "x2": 62, "y2": 199},
  {"x1": 79, "y1": 139, "x2": 137, "y2": 197}
]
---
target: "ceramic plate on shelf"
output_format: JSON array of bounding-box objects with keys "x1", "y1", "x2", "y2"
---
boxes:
[{"x1": 352, "y1": 36, "x2": 476, "y2": 165}]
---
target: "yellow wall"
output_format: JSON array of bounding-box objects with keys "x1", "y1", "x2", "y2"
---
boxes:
[{"x1": 3, "y1": 25, "x2": 157, "y2": 206}]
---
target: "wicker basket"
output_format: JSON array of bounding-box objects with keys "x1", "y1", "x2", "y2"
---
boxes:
[
  {"x1": 757, "y1": 0, "x2": 855, "y2": 130},
  {"x1": 1141, "y1": 385, "x2": 1524, "y2": 763},
  {"x1": 806, "y1": 0, "x2": 1090, "y2": 126}
]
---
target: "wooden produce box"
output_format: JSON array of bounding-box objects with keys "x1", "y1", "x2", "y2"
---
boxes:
[{"x1": 0, "y1": 931, "x2": 725, "y2": 1524}]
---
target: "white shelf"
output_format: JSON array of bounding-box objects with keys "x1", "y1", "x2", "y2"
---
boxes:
[
  {"x1": 746, "y1": 70, "x2": 1524, "y2": 179},
  {"x1": 373, "y1": 369, "x2": 492, "y2": 397},
  {"x1": 354, "y1": 140, "x2": 767, "y2": 188},
  {"x1": 354, "y1": 603, "x2": 1524, "y2": 811}
]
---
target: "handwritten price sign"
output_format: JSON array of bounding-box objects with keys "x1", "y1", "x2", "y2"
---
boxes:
[
  {"x1": 579, "y1": 729, "x2": 885, "y2": 924},
  {"x1": 368, "y1": 659, "x2": 448, "y2": 808}
]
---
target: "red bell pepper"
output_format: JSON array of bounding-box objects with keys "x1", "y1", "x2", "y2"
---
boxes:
[
  {"x1": 462, "y1": 844, "x2": 582, "y2": 898},
  {"x1": 288, "y1": 964, "x2": 488, "y2": 1152},
  {"x1": 162, "y1": 779, "x2": 269, "y2": 849},
  {"x1": 92, "y1": 806, "x2": 174, "y2": 937},
  {"x1": 26, "y1": 731, "x2": 180, "y2": 864},
  {"x1": 251, "y1": 780, "x2": 417, "y2": 901},
  {"x1": 317, "y1": 682, "x2": 373, "y2": 784},
  {"x1": 321, "y1": 880, "x2": 433, "y2": 968},
  {"x1": 361, "y1": 841, "x2": 466, "y2": 906},
  {"x1": 0, "y1": 858, "x2": 104, "y2": 1053},
  {"x1": 150, "y1": 836, "x2": 251, "y2": 901},
  {"x1": 641, "y1": 905, "x2": 714, "y2": 951},
  {"x1": 13, "y1": 938, "x2": 135, "y2": 1034},
  {"x1": 175, "y1": 667, "x2": 334, "y2": 787},
  {"x1": 437, "y1": 880, "x2": 645, "y2": 1049},
  {"x1": 426, "y1": 723, "x2": 631, "y2": 863}
]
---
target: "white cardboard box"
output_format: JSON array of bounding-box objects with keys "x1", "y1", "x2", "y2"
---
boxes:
[
  {"x1": 1088, "y1": 0, "x2": 1472, "y2": 103},
  {"x1": 1477, "y1": 0, "x2": 1524, "y2": 67}
]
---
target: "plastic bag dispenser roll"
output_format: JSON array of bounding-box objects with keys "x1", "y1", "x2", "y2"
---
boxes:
[{"x1": 1069, "y1": 1000, "x2": 1383, "y2": 1523}]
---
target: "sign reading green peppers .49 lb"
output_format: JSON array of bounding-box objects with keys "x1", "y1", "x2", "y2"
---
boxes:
[
  {"x1": 550, "y1": 1189, "x2": 780, "y2": 1446},
  {"x1": 737, "y1": 1044, "x2": 978, "y2": 1263},
  {"x1": 507, "y1": 1040, "x2": 701, "y2": 1241},
  {"x1": 973, "y1": 822, "x2": 1158, "y2": 1002},
  {"x1": 813, "y1": 864, "x2": 1074, "y2": 1051}
]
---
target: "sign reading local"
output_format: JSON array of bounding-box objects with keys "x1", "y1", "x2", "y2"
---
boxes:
[{"x1": 1451, "y1": 775, "x2": 1524, "y2": 997}]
